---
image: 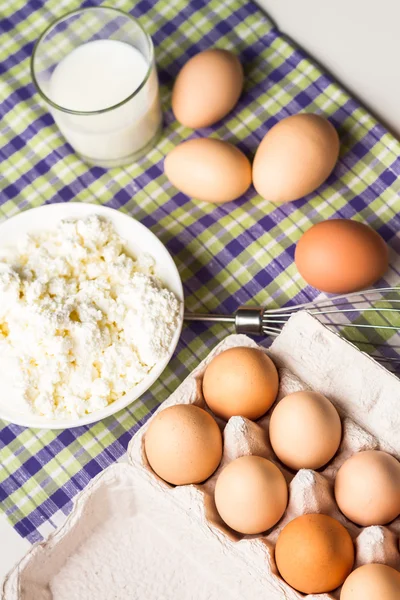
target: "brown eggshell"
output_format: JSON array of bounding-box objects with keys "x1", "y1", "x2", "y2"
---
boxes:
[
  {"x1": 164, "y1": 138, "x2": 252, "y2": 204},
  {"x1": 214, "y1": 455, "x2": 288, "y2": 534},
  {"x1": 269, "y1": 390, "x2": 342, "y2": 470},
  {"x1": 334, "y1": 450, "x2": 400, "y2": 526},
  {"x1": 252, "y1": 114, "x2": 339, "y2": 203},
  {"x1": 202, "y1": 346, "x2": 279, "y2": 420},
  {"x1": 144, "y1": 404, "x2": 222, "y2": 485},
  {"x1": 275, "y1": 513, "x2": 354, "y2": 594},
  {"x1": 340, "y1": 564, "x2": 400, "y2": 600},
  {"x1": 295, "y1": 219, "x2": 389, "y2": 293},
  {"x1": 172, "y1": 49, "x2": 243, "y2": 128}
]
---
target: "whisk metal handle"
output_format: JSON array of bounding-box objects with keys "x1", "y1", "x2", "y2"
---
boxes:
[
  {"x1": 184, "y1": 306, "x2": 264, "y2": 335},
  {"x1": 234, "y1": 306, "x2": 264, "y2": 335},
  {"x1": 183, "y1": 312, "x2": 235, "y2": 324}
]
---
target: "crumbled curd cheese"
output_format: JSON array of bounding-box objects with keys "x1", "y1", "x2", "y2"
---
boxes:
[{"x1": 0, "y1": 215, "x2": 181, "y2": 419}]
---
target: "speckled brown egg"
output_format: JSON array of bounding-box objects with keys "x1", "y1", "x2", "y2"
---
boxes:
[
  {"x1": 214, "y1": 455, "x2": 288, "y2": 534},
  {"x1": 334, "y1": 450, "x2": 400, "y2": 526},
  {"x1": 340, "y1": 564, "x2": 400, "y2": 600},
  {"x1": 202, "y1": 346, "x2": 279, "y2": 420},
  {"x1": 144, "y1": 404, "x2": 222, "y2": 485},
  {"x1": 295, "y1": 219, "x2": 389, "y2": 293},
  {"x1": 275, "y1": 514, "x2": 354, "y2": 594},
  {"x1": 269, "y1": 391, "x2": 342, "y2": 470},
  {"x1": 164, "y1": 138, "x2": 252, "y2": 204},
  {"x1": 172, "y1": 49, "x2": 243, "y2": 128},
  {"x1": 252, "y1": 114, "x2": 340, "y2": 203}
]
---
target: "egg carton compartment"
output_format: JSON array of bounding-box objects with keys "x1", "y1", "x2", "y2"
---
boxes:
[
  {"x1": 4, "y1": 312, "x2": 400, "y2": 599},
  {"x1": 3, "y1": 464, "x2": 283, "y2": 600}
]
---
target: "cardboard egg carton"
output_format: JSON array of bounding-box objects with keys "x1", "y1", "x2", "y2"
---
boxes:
[{"x1": 3, "y1": 312, "x2": 400, "y2": 600}]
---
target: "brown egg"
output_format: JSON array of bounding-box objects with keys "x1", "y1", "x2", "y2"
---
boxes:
[
  {"x1": 334, "y1": 450, "x2": 400, "y2": 526},
  {"x1": 214, "y1": 455, "x2": 288, "y2": 534},
  {"x1": 295, "y1": 219, "x2": 389, "y2": 293},
  {"x1": 144, "y1": 404, "x2": 222, "y2": 485},
  {"x1": 275, "y1": 514, "x2": 354, "y2": 594},
  {"x1": 172, "y1": 49, "x2": 243, "y2": 128},
  {"x1": 164, "y1": 138, "x2": 252, "y2": 204},
  {"x1": 269, "y1": 391, "x2": 342, "y2": 470},
  {"x1": 340, "y1": 564, "x2": 400, "y2": 600},
  {"x1": 252, "y1": 114, "x2": 339, "y2": 203},
  {"x1": 202, "y1": 347, "x2": 279, "y2": 420}
]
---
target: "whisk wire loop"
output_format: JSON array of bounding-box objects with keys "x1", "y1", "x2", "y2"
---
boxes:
[{"x1": 184, "y1": 287, "x2": 400, "y2": 366}]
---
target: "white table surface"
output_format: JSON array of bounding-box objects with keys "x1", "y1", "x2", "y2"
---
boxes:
[
  {"x1": 1, "y1": 0, "x2": 399, "y2": 587},
  {"x1": 256, "y1": 0, "x2": 400, "y2": 138},
  {"x1": 0, "y1": 514, "x2": 30, "y2": 582}
]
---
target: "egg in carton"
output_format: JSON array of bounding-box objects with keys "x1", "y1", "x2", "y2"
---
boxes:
[{"x1": 3, "y1": 312, "x2": 400, "y2": 600}]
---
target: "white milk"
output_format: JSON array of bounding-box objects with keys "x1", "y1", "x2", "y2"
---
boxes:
[{"x1": 48, "y1": 39, "x2": 161, "y2": 166}]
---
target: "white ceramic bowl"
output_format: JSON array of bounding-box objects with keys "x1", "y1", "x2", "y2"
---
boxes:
[{"x1": 0, "y1": 203, "x2": 184, "y2": 429}]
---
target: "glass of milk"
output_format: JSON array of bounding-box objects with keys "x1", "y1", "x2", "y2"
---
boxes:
[{"x1": 31, "y1": 7, "x2": 162, "y2": 168}]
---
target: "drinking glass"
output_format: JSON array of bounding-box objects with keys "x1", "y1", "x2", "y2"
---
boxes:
[{"x1": 31, "y1": 7, "x2": 162, "y2": 167}]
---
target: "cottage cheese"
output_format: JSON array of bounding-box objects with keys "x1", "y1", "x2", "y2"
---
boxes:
[{"x1": 0, "y1": 215, "x2": 181, "y2": 419}]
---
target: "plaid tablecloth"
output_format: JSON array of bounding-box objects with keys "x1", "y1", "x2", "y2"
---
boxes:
[{"x1": 1, "y1": 0, "x2": 400, "y2": 544}]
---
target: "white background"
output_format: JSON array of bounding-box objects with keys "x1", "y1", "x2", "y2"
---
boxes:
[
  {"x1": 256, "y1": 0, "x2": 400, "y2": 138},
  {"x1": 1, "y1": 0, "x2": 399, "y2": 586}
]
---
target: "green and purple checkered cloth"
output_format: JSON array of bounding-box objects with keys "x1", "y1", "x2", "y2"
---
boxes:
[{"x1": 1, "y1": 0, "x2": 400, "y2": 543}]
